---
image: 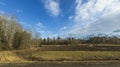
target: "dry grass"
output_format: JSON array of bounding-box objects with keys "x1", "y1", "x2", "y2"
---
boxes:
[
  {"x1": 0, "y1": 46, "x2": 120, "y2": 63},
  {"x1": 37, "y1": 45, "x2": 120, "y2": 51},
  {"x1": 29, "y1": 51, "x2": 120, "y2": 61},
  {"x1": 14, "y1": 49, "x2": 120, "y2": 62},
  {"x1": 0, "y1": 51, "x2": 28, "y2": 63}
]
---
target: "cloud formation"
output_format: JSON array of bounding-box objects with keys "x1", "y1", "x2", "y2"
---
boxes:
[
  {"x1": 69, "y1": 0, "x2": 120, "y2": 37},
  {"x1": 43, "y1": 0, "x2": 60, "y2": 16},
  {"x1": 36, "y1": 22, "x2": 44, "y2": 28},
  {"x1": 36, "y1": 22, "x2": 45, "y2": 34}
]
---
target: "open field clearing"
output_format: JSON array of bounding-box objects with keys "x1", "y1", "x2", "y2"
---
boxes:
[
  {"x1": 38, "y1": 45, "x2": 120, "y2": 51},
  {"x1": 0, "y1": 49, "x2": 120, "y2": 62},
  {"x1": 15, "y1": 51, "x2": 120, "y2": 61},
  {"x1": 0, "y1": 45, "x2": 120, "y2": 67}
]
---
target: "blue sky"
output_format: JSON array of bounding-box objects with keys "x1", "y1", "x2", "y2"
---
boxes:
[{"x1": 0, "y1": 0, "x2": 120, "y2": 38}]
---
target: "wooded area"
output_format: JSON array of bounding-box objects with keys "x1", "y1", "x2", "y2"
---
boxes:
[{"x1": 0, "y1": 14, "x2": 120, "y2": 50}]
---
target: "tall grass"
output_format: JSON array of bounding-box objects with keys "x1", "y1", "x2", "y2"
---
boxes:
[
  {"x1": 0, "y1": 49, "x2": 120, "y2": 63},
  {"x1": 14, "y1": 50, "x2": 120, "y2": 61}
]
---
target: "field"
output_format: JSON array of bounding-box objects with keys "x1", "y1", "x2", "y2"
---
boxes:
[
  {"x1": 15, "y1": 51, "x2": 120, "y2": 61},
  {"x1": 0, "y1": 45, "x2": 120, "y2": 67},
  {"x1": 38, "y1": 45, "x2": 120, "y2": 51},
  {"x1": 0, "y1": 45, "x2": 120, "y2": 62}
]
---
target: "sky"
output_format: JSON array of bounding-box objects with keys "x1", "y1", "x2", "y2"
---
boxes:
[{"x1": 0, "y1": 0, "x2": 120, "y2": 38}]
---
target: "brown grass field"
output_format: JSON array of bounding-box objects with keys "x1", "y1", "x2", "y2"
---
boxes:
[
  {"x1": 38, "y1": 45, "x2": 120, "y2": 51},
  {"x1": 0, "y1": 44, "x2": 120, "y2": 67}
]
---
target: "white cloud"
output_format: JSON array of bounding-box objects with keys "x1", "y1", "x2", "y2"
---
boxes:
[
  {"x1": 69, "y1": 0, "x2": 120, "y2": 37},
  {"x1": 63, "y1": 27, "x2": 67, "y2": 30},
  {"x1": 61, "y1": 26, "x2": 67, "y2": 30},
  {"x1": 69, "y1": 16, "x2": 73, "y2": 20},
  {"x1": 35, "y1": 22, "x2": 46, "y2": 37},
  {"x1": 36, "y1": 27, "x2": 45, "y2": 33},
  {"x1": 43, "y1": 0, "x2": 60, "y2": 16},
  {"x1": 16, "y1": 9, "x2": 23, "y2": 13},
  {"x1": 20, "y1": 22, "x2": 32, "y2": 29},
  {"x1": 88, "y1": 13, "x2": 120, "y2": 34},
  {"x1": 36, "y1": 22, "x2": 44, "y2": 28}
]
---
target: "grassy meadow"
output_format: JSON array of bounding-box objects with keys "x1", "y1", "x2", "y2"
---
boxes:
[{"x1": 0, "y1": 45, "x2": 120, "y2": 63}]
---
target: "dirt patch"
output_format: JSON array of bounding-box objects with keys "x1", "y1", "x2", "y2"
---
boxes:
[{"x1": 0, "y1": 62, "x2": 120, "y2": 67}]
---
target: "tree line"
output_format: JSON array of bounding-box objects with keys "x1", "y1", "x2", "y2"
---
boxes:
[
  {"x1": 0, "y1": 14, "x2": 120, "y2": 50},
  {"x1": 40, "y1": 36, "x2": 120, "y2": 45},
  {"x1": 0, "y1": 14, "x2": 37, "y2": 50}
]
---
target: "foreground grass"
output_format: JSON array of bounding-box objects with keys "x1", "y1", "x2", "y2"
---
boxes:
[
  {"x1": 12, "y1": 49, "x2": 120, "y2": 62},
  {"x1": 0, "y1": 49, "x2": 120, "y2": 63},
  {"x1": 0, "y1": 51, "x2": 28, "y2": 63}
]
